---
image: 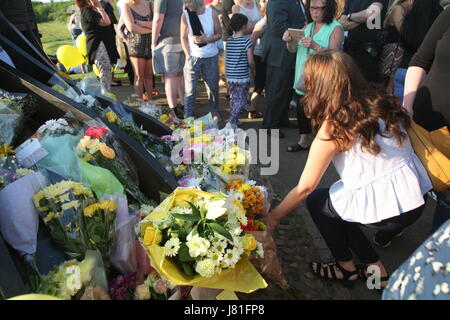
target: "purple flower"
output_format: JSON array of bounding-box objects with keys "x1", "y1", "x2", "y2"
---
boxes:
[{"x1": 109, "y1": 273, "x2": 138, "y2": 300}]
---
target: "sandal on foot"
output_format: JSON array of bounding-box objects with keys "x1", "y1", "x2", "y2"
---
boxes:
[
  {"x1": 287, "y1": 144, "x2": 309, "y2": 152},
  {"x1": 311, "y1": 261, "x2": 359, "y2": 288},
  {"x1": 357, "y1": 265, "x2": 389, "y2": 292}
]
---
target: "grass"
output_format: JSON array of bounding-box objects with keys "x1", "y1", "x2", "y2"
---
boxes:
[{"x1": 38, "y1": 20, "x2": 73, "y2": 56}]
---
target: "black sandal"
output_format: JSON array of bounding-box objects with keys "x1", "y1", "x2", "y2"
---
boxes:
[
  {"x1": 287, "y1": 144, "x2": 309, "y2": 152},
  {"x1": 311, "y1": 261, "x2": 360, "y2": 288},
  {"x1": 358, "y1": 265, "x2": 390, "y2": 292}
]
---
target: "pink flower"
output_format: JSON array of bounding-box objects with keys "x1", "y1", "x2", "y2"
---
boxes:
[{"x1": 85, "y1": 126, "x2": 109, "y2": 139}]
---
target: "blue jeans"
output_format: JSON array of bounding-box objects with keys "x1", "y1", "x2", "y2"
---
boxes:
[
  {"x1": 183, "y1": 55, "x2": 220, "y2": 118},
  {"x1": 394, "y1": 68, "x2": 407, "y2": 103}
]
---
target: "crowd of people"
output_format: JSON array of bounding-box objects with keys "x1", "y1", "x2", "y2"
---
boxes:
[{"x1": 70, "y1": 0, "x2": 449, "y2": 298}]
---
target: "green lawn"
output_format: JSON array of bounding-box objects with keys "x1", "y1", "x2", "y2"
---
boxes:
[{"x1": 38, "y1": 20, "x2": 73, "y2": 56}]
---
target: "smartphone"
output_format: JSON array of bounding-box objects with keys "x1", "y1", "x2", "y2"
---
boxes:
[{"x1": 288, "y1": 28, "x2": 305, "y2": 41}]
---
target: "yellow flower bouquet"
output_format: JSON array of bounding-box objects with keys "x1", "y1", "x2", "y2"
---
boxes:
[{"x1": 139, "y1": 188, "x2": 267, "y2": 293}]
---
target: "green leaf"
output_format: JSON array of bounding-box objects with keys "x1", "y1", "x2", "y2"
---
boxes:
[
  {"x1": 186, "y1": 201, "x2": 201, "y2": 219},
  {"x1": 181, "y1": 262, "x2": 196, "y2": 278},
  {"x1": 209, "y1": 223, "x2": 233, "y2": 242},
  {"x1": 178, "y1": 243, "x2": 196, "y2": 262},
  {"x1": 172, "y1": 213, "x2": 201, "y2": 222},
  {"x1": 159, "y1": 191, "x2": 170, "y2": 202}
]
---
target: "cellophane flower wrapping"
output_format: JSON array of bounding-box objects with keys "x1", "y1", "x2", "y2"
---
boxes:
[
  {"x1": 38, "y1": 250, "x2": 109, "y2": 300},
  {"x1": 0, "y1": 158, "x2": 43, "y2": 255},
  {"x1": 76, "y1": 125, "x2": 148, "y2": 205},
  {"x1": 0, "y1": 88, "x2": 37, "y2": 146},
  {"x1": 82, "y1": 199, "x2": 117, "y2": 266},
  {"x1": 138, "y1": 187, "x2": 267, "y2": 293},
  {"x1": 109, "y1": 194, "x2": 139, "y2": 275}
]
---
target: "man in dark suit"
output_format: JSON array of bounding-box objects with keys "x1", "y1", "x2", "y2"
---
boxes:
[{"x1": 262, "y1": 0, "x2": 307, "y2": 137}]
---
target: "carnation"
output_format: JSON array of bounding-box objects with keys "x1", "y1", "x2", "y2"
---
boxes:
[{"x1": 195, "y1": 259, "x2": 217, "y2": 278}]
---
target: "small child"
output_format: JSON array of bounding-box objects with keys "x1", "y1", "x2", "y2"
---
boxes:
[{"x1": 225, "y1": 13, "x2": 255, "y2": 128}]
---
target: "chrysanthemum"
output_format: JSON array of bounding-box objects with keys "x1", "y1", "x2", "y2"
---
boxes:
[
  {"x1": 195, "y1": 259, "x2": 217, "y2": 278},
  {"x1": 164, "y1": 238, "x2": 181, "y2": 257}
]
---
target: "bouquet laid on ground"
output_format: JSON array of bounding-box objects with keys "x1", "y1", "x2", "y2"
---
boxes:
[
  {"x1": 0, "y1": 155, "x2": 34, "y2": 189},
  {"x1": 33, "y1": 180, "x2": 118, "y2": 263},
  {"x1": 83, "y1": 200, "x2": 117, "y2": 265},
  {"x1": 139, "y1": 188, "x2": 267, "y2": 293},
  {"x1": 52, "y1": 84, "x2": 104, "y2": 115},
  {"x1": 36, "y1": 118, "x2": 78, "y2": 140},
  {"x1": 104, "y1": 108, "x2": 148, "y2": 143},
  {"x1": 76, "y1": 125, "x2": 148, "y2": 205},
  {"x1": 33, "y1": 180, "x2": 95, "y2": 258},
  {"x1": 38, "y1": 250, "x2": 109, "y2": 300},
  {"x1": 206, "y1": 144, "x2": 250, "y2": 183},
  {"x1": 225, "y1": 179, "x2": 269, "y2": 220}
]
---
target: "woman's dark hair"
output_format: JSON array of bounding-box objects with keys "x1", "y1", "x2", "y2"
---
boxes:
[
  {"x1": 305, "y1": 0, "x2": 337, "y2": 25},
  {"x1": 400, "y1": 0, "x2": 442, "y2": 52},
  {"x1": 229, "y1": 13, "x2": 248, "y2": 33},
  {"x1": 75, "y1": 0, "x2": 90, "y2": 9},
  {"x1": 302, "y1": 50, "x2": 411, "y2": 154}
]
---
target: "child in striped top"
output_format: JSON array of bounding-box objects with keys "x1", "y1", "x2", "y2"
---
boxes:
[{"x1": 225, "y1": 13, "x2": 255, "y2": 128}]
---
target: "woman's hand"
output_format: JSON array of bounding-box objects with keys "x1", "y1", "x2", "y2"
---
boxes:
[
  {"x1": 262, "y1": 214, "x2": 279, "y2": 232},
  {"x1": 301, "y1": 37, "x2": 314, "y2": 49},
  {"x1": 282, "y1": 29, "x2": 292, "y2": 42}
]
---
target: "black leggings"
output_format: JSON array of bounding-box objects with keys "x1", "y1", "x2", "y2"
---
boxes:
[
  {"x1": 306, "y1": 188, "x2": 426, "y2": 264},
  {"x1": 294, "y1": 93, "x2": 312, "y2": 135}
]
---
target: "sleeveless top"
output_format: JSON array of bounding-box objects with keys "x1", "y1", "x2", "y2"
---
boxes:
[
  {"x1": 329, "y1": 120, "x2": 432, "y2": 224},
  {"x1": 185, "y1": 7, "x2": 218, "y2": 58},
  {"x1": 127, "y1": 5, "x2": 153, "y2": 59},
  {"x1": 238, "y1": 2, "x2": 262, "y2": 39},
  {"x1": 294, "y1": 19, "x2": 343, "y2": 95}
]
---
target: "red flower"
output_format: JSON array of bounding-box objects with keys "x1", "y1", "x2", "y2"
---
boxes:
[{"x1": 85, "y1": 126, "x2": 109, "y2": 139}]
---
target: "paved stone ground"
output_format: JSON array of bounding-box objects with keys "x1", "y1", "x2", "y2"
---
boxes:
[{"x1": 112, "y1": 77, "x2": 436, "y2": 300}]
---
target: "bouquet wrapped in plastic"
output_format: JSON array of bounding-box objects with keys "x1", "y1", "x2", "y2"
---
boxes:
[
  {"x1": 139, "y1": 188, "x2": 267, "y2": 293},
  {"x1": 76, "y1": 125, "x2": 148, "y2": 205},
  {"x1": 33, "y1": 180, "x2": 95, "y2": 258},
  {"x1": 38, "y1": 250, "x2": 109, "y2": 300}
]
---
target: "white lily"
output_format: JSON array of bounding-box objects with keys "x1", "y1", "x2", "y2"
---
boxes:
[{"x1": 205, "y1": 200, "x2": 227, "y2": 220}]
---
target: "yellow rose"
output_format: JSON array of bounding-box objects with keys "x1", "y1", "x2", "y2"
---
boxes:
[
  {"x1": 105, "y1": 111, "x2": 118, "y2": 123},
  {"x1": 241, "y1": 234, "x2": 257, "y2": 252},
  {"x1": 134, "y1": 284, "x2": 151, "y2": 300},
  {"x1": 143, "y1": 226, "x2": 162, "y2": 246}
]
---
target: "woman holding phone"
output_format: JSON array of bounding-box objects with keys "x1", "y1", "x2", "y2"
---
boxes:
[{"x1": 285, "y1": 0, "x2": 343, "y2": 152}]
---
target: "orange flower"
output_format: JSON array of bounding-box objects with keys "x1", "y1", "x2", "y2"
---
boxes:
[{"x1": 99, "y1": 144, "x2": 116, "y2": 159}]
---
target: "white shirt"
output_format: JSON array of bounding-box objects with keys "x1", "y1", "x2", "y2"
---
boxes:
[
  {"x1": 329, "y1": 120, "x2": 432, "y2": 224},
  {"x1": 185, "y1": 7, "x2": 218, "y2": 58}
]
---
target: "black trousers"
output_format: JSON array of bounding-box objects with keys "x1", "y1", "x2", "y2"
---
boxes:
[
  {"x1": 293, "y1": 93, "x2": 312, "y2": 135},
  {"x1": 253, "y1": 54, "x2": 266, "y2": 95},
  {"x1": 262, "y1": 63, "x2": 295, "y2": 129},
  {"x1": 344, "y1": 44, "x2": 381, "y2": 84},
  {"x1": 306, "y1": 188, "x2": 426, "y2": 264}
]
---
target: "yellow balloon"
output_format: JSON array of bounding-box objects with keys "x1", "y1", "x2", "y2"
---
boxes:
[
  {"x1": 8, "y1": 294, "x2": 62, "y2": 300},
  {"x1": 56, "y1": 45, "x2": 85, "y2": 69},
  {"x1": 75, "y1": 33, "x2": 87, "y2": 57}
]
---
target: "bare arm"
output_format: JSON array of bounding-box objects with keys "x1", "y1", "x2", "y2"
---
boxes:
[
  {"x1": 403, "y1": 66, "x2": 427, "y2": 116},
  {"x1": 250, "y1": 19, "x2": 265, "y2": 45},
  {"x1": 152, "y1": 13, "x2": 165, "y2": 47},
  {"x1": 264, "y1": 122, "x2": 336, "y2": 230},
  {"x1": 180, "y1": 13, "x2": 190, "y2": 57},
  {"x1": 192, "y1": 11, "x2": 222, "y2": 44},
  {"x1": 348, "y1": 2, "x2": 384, "y2": 24},
  {"x1": 338, "y1": 15, "x2": 361, "y2": 31},
  {"x1": 328, "y1": 25, "x2": 344, "y2": 49},
  {"x1": 247, "y1": 46, "x2": 255, "y2": 77},
  {"x1": 122, "y1": 4, "x2": 151, "y2": 34}
]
